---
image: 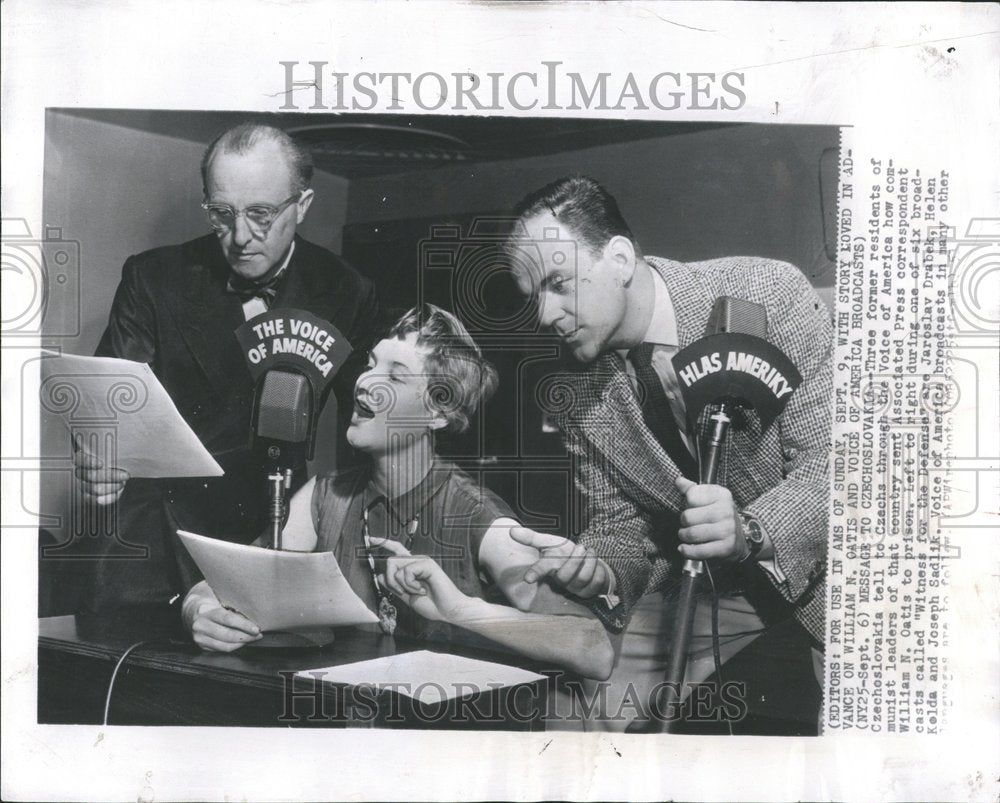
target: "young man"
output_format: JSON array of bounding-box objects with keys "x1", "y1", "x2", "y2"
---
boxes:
[{"x1": 505, "y1": 176, "x2": 832, "y2": 730}]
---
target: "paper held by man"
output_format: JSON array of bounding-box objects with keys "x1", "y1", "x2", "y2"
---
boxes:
[
  {"x1": 40, "y1": 352, "x2": 223, "y2": 478},
  {"x1": 177, "y1": 529, "x2": 379, "y2": 631}
]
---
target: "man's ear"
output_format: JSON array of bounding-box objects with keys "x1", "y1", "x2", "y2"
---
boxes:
[
  {"x1": 604, "y1": 235, "x2": 637, "y2": 284},
  {"x1": 295, "y1": 188, "x2": 315, "y2": 223}
]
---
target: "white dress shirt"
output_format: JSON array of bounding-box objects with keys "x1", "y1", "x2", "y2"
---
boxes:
[{"x1": 239, "y1": 241, "x2": 296, "y2": 320}]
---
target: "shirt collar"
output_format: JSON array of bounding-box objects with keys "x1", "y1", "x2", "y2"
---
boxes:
[
  {"x1": 265, "y1": 240, "x2": 295, "y2": 286},
  {"x1": 644, "y1": 266, "x2": 679, "y2": 347},
  {"x1": 365, "y1": 458, "x2": 453, "y2": 528},
  {"x1": 617, "y1": 264, "x2": 679, "y2": 361}
]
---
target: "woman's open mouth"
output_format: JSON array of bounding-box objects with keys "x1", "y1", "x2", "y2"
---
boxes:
[{"x1": 353, "y1": 396, "x2": 376, "y2": 420}]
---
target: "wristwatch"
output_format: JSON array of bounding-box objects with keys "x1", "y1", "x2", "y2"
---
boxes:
[{"x1": 738, "y1": 513, "x2": 765, "y2": 564}]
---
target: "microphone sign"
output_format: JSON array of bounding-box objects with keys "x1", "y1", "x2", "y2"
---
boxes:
[
  {"x1": 235, "y1": 308, "x2": 352, "y2": 394},
  {"x1": 677, "y1": 350, "x2": 796, "y2": 400},
  {"x1": 671, "y1": 332, "x2": 802, "y2": 430}
]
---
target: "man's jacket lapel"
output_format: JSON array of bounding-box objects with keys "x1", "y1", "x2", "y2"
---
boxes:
[
  {"x1": 166, "y1": 237, "x2": 249, "y2": 398},
  {"x1": 650, "y1": 255, "x2": 770, "y2": 500},
  {"x1": 577, "y1": 256, "x2": 767, "y2": 514},
  {"x1": 570, "y1": 351, "x2": 687, "y2": 513}
]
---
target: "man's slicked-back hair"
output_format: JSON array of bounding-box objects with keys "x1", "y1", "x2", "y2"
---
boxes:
[
  {"x1": 387, "y1": 304, "x2": 498, "y2": 435},
  {"x1": 509, "y1": 175, "x2": 636, "y2": 256},
  {"x1": 201, "y1": 122, "x2": 314, "y2": 193}
]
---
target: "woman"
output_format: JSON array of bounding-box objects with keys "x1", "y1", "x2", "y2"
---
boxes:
[{"x1": 183, "y1": 304, "x2": 614, "y2": 680}]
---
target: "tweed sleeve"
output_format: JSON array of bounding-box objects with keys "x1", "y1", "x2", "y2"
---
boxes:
[
  {"x1": 744, "y1": 265, "x2": 833, "y2": 605},
  {"x1": 561, "y1": 421, "x2": 656, "y2": 633}
]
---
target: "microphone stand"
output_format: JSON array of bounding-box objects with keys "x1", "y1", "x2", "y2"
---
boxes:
[
  {"x1": 657, "y1": 406, "x2": 732, "y2": 730},
  {"x1": 268, "y1": 468, "x2": 293, "y2": 550},
  {"x1": 256, "y1": 464, "x2": 336, "y2": 648}
]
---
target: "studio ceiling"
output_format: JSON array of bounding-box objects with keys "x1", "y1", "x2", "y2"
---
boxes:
[{"x1": 55, "y1": 108, "x2": 732, "y2": 178}]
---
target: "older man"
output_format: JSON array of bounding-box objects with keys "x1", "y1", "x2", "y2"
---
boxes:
[
  {"x1": 74, "y1": 123, "x2": 379, "y2": 613},
  {"x1": 507, "y1": 176, "x2": 831, "y2": 731}
]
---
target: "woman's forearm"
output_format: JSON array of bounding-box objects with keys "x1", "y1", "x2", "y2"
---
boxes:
[{"x1": 444, "y1": 597, "x2": 614, "y2": 680}]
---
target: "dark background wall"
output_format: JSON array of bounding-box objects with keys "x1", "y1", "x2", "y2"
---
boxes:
[
  {"x1": 43, "y1": 110, "x2": 351, "y2": 358},
  {"x1": 345, "y1": 123, "x2": 837, "y2": 299},
  {"x1": 43, "y1": 112, "x2": 837, "y2": 363},
  {"x1": 40, "y1": 110, "x2": 838, "y2": 573}
]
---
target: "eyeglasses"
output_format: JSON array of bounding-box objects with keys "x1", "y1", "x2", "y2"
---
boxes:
[{"x1": 201, "y1": 192, "x2": 302, "y2": 235}]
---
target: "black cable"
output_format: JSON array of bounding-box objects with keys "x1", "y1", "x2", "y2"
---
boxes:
[
  {"x1": 703, "y1": 563, "x2": 733, "y2": 735},
  {"x1": 690, "y1": 594, "x2": 803, "y2": 735},
  {"x1": 703, "y1": 565, "x2": 724, "y2": 686},
  {"x1": 696, "y1": 611, "x2": 801, "y2": 642},
  {"x1": 696, "y1": 624, "x2": 773, "y2": 640}
]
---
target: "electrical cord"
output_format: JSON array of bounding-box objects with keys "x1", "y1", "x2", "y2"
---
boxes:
[
  {"x1": 102, "y1": 639, "x2": 187, "y2": 725},
  {"x1": 703, "y1": 563, "x2": 733, "y2": 736},
  {"x1": 703, "y1": 564, "x2": 725, "y2": 688},
  {"x1": 695, "y1": 573, "x2": 801, "y2": 735}
]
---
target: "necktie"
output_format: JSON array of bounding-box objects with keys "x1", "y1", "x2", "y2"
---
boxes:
[
  {"x1": 225, "y1": 271, "x2": 285, "y2": 308},
  {"x1": 628, "y1": 343, "x2": 699, "y2": 481}
]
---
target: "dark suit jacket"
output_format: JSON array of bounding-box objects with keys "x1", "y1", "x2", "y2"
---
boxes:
[
  {"x1": 80, "y1": 233, "x2": 380, "y2": 613},
  {"x1": 551, "y1": 256, "x2": 832, "y2": 644}
]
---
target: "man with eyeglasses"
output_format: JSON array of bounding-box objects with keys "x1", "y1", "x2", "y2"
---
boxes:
[{"x1": 72, "y1": 122, "x2": 380, "y2": 614}]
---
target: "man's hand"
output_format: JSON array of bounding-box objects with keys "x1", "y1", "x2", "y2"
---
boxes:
[
  {"x1": 184, "y1": 592, "x2": 263, "y2": 652},
  {"x1": 378, "y1": 540, "x2": 466, "y2": 622},
  {"x1": 675, "y1": 476, "x2": 749, "y2": 562},
  {"x1": 73, "y1": 435, "x2": 129, "y2": 505},
  {"x1": 508, "y1": 527, "x2": 611, "y2": 600}
]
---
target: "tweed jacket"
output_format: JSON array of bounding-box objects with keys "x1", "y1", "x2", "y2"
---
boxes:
[{"x1": 550, "y1": 256, "x2": 832, "y2": 643}]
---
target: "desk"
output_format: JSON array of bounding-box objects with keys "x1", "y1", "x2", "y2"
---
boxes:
[{"x1": 38, "y1": 611, "x2": 546, "y2": 729}]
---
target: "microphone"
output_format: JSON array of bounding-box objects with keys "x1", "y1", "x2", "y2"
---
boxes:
[
  {"x1": 696, "y1": 296, "x2": 768, "y2": 479},
  {"x1": 254, "y1": 368, "x2": 313, "y2": 470},
  {"x1": 706, "y1": 295, "x2": 768, "y2": 339},
  {"x1": 251, "y1": 368, "x2": 314, "y2": 551},
  {"x1": 644, "y1": 296, "x2": 802, "y2": 732},
  {"x1": 235, "y1": 308, "x2": 353, "y2": 549}
]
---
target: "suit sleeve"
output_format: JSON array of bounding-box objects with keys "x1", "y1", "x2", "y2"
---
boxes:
[
  {"x1": 94, "y1": 256, "x2": 157, "y2": 364},
  {"x1": 744, "y1": 265, "x2": 832, "y2": 606},
  {"x1": 560, "y1": 420, "x2": 657, "y2": 633}
]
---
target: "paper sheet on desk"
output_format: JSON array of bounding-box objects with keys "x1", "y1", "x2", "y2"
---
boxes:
[
  {"x1": 177, "y1": 530, "x2": 378, "y2": 631},
  {"x1": 40, "y1": 351, "x2": 222, "y2": 477},
  {"x1": 298, "y1": 650, "x2": 546, "y2": 705}
]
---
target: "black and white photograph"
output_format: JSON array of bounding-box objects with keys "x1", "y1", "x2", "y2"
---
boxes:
[
  {"x1": 3, "y1": 3, "x2": 998, "y2": 801},
  {"x1": 35, "y1": 110, "x2": 837, "y2": 735}
]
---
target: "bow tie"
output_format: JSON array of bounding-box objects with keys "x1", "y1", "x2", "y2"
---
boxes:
[{"x1": 225, "y1": 271, "x2": 286, "y2": 307}]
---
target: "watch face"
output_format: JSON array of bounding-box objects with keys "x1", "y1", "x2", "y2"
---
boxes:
[{"x1": 746, "y1": 518, "x2": 764, "y2": 546}]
